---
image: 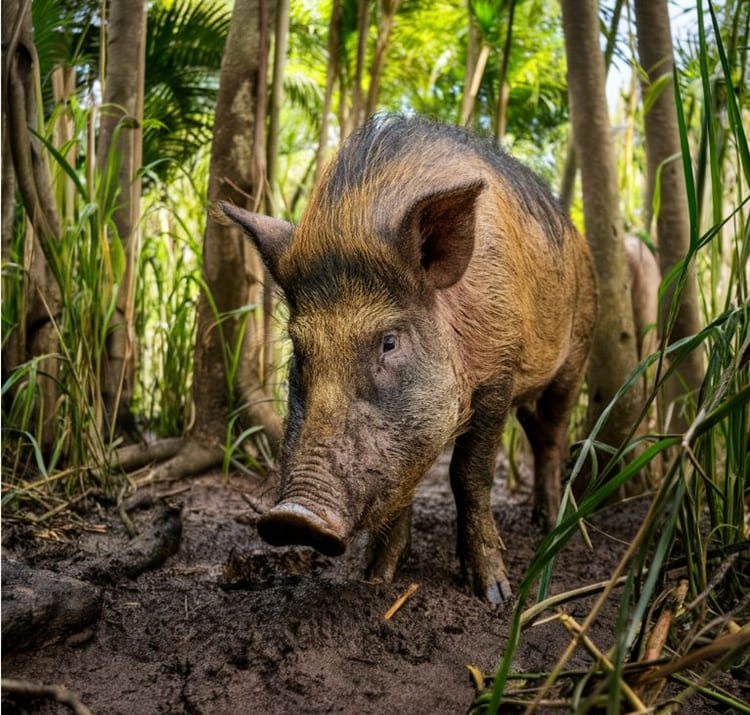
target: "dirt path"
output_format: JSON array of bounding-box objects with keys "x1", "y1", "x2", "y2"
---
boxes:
[{"x1": 1, "y1": 452, "x2": 736, "y2": 713}]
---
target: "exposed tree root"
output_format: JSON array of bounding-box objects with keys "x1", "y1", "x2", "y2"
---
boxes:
[
  {"x1": 75, "y1": 504, "x2": 182, "y2": 585},
  {"x1": 1, "y1": 678, "x2": 93, "y2": 715},
  {"x1": 1, "y1": 557, "x2": 102, "y2": 654},
  {"x1": 112, "y1": 437, "x2": 184, "y2": 473},
  {"x1": 133, "y1": 440, "x2": 225, "y2": 486}
]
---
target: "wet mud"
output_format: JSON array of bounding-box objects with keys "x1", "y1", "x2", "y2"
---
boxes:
[{"x1": 2, "y1": 451, "x2": 741, "y2": 713}]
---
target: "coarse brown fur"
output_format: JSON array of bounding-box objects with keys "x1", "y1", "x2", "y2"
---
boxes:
[{"x1": 221, "y1": 114, "x2": 598, "y2": 604}]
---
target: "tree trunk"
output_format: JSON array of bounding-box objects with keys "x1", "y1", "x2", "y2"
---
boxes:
[
  {"x1": 315, "y1": 0, "x2": 342, "y2": 181},
  {"x1": 458, "y1": 6, "x2": 479, "y2": 127},
  {"x1": 263, "y1": 0, "x2": 290, "y2": 382},
  {"x1": 348, "y1": 0, "x2": 370, "y2": 136},
  {"x1": 460, "y1": 42, "x2": 490, "y2": 127},
  {"x1": 494, "y1": 0, "x2": 516, "y2": 142},
  {"x1": 2, "y1": 0, "x2": 63, "y2": 449},
  {"x1": 634, "y1": 0, "x2": 704, "y2": 429},
  {"x1": 559, "y1": 139, "x2": 577, "y2": 212},
  {"x1": 561, "y1": 0, "x2": 642, "y2": 449},
  {"x1": 559, "y1": 0, "x2": 623, "y2": 212},
  {"x1": 151, "y1": 0, "x2": 282, "y2": 481},
  {"x1": 365, "y1": 0, "x2": 401, "y2": 118},
  {"x1": 96, "y1": 0, "x2": 147, "y2": 435}
]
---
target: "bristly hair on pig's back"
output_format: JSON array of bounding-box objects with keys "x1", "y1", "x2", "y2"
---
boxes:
[{"x1": 318, "y1": 113, "x2": 572, "y2": 245}]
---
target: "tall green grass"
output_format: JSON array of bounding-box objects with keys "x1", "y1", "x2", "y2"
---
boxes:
[
  {"x1": 1, "y1": 104, "x2": 210, "y2": 509},
  {"x1": 477, "y1": 4, "x2": 749, "y2": 713},
  {"x1": 2, "y1": 101, "x2": 125, "y2": 503},
  {"x1": 133, "y1": 159, "x2": 206, "y2": 437}
]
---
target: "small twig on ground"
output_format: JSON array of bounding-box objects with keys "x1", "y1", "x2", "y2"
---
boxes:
[
  {"x1": 241, "y1": 492, "x2": 268, "y2": 515},
  {"x1": 383, "y1": 582, "x2": 420, "y2": 621},
  {"x1": 34, "y1": 490, "x2": 92, "y2": 523},
  {"x1": 1, "y1": 678, "x2": 93, "y2": 715},
  {"x1": 684, "y1": 554, "x2": 739, "y2": 613}
]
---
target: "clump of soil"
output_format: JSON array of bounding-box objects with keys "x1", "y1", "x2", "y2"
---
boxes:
[{"x1": 1, "y1": 452, "x2": 740, "y2": 713}]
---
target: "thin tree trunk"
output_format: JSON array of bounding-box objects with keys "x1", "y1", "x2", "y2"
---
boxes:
[
  {"x1": 315, "y1": 0, "x2": 342, "y2": 182},
  {"x1": 621, "y1": 68, "x2": 639, "y2": 225},
  {"x1": 263, "y1": 0, "x2": 290, "y2": 383},
  {"x1": 460, "y1": 42, "x2": 490, "y2": 127},
  {"x1": 96, "y1": 0, "x2": 147, "y2": 436},
  {"x1": 559, "y1": 139, "x2": 577, "y2": 213},
  {"x1": 365, "y1": 0, "x2": 401, "y2": 118},
  {"x1": 152, "y1": 0, "x2": 281, "y2": 481},
  {"x1": 348, "y1": 0, "x2": 370, "y2": 136},
  {"x1": 494, "y1": 0, "x2": 516, "y2": 142},
  {"x1": 458, "y1": 6, "x2": 479, "y2": 127},
  {"x1": 561, "y1": 0, "x2": 642, "y2": 449},
  {"x1": 559, "y1": 0, "x2": 623, "y2": 212},
  {"x1": 634, "y1": 0, "x2": 704, "y2": 429}
]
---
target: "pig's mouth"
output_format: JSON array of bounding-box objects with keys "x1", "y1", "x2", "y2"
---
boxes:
[{"x1": 257, "y1": 500, "x2": 348, "y2": 557}]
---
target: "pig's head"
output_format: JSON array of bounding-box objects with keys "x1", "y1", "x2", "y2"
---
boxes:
[{"x1": 220, "y1": 173, "x2": 484, "y2": 556}]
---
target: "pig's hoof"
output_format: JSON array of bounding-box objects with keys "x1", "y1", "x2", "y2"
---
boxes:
[
  {"x1": 481, "y1": 572, "x2": 513, "y2": 606},
  {"x1": 464, "y1": 552, "x2": 513, "y2": 605}
]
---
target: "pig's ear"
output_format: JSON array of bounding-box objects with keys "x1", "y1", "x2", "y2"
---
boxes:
[
  {"x1": 218, "y1": 201, "x2": 294, "y2": 280},
  {"x1": 399, "y1": 179, "x2": 485, "y2": 290}
]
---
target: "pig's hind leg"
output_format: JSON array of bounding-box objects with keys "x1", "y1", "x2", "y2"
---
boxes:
[
  {"x1": 450, "y1": 386, "x2": 513, "y2": 605},
  {"x1": 517, "y1": 356, "x2": 588, "y2": 531}
]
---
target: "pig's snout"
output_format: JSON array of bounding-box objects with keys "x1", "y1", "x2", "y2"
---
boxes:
[{"x1": 257, "y1": 501, "x2": 348, "y2": 556}]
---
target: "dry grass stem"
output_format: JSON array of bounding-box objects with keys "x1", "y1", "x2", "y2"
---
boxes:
[
  {"x1": 521, "y1": 576, "x2": 628, "y2": 627},
  {"x1": 559, "y1": 612, "x2": 649, "y2": 713}
]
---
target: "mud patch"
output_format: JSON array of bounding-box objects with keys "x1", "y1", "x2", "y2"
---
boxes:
[{"x1": 1, "y1": 452, "x2": 741, "y2": 713}]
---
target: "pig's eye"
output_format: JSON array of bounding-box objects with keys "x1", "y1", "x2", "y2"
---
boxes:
[{"x1": 381, "y1": 332, "x2": 398, "y2": 355}]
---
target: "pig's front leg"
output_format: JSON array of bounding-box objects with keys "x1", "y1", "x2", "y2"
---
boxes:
[
  {"x1": 366, "y1": 504, "x2": 412, "y2": 583},
  {"x1": 450, "y1": 387, "x2": 513, "y2": 605}
]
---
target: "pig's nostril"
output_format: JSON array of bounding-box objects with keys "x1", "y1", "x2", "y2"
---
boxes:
[{"x1": 257, "y1": 502, "x2": 347, "y2": 557}]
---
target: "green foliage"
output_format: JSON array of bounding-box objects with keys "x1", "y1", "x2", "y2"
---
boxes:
[
  {"x1": 143, "y1": 0, "x2": 231, "y2": 182},
  {"x1": 2, "y1": 100, "x2": 125, "y2": 498},
  {"x1": 133, "y1": 158, "x2": 207, "y2": 437},
  {"x1": 30, "y1": 0, "x2": 229, "y2": 184}
]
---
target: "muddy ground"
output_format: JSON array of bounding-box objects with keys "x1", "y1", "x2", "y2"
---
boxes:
[{"x1": 2, "y1": 450, "x2": 745, "y2": 714}]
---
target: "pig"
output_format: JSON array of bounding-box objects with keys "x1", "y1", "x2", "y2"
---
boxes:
[{"x1": 221, "y1": 115, "x2": 597, "y2": 604}]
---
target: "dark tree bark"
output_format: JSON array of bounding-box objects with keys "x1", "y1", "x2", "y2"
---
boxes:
[
  {"x1": 561, "y1": 0, "x2": 643, "y2": 448},
  {"x1": 2, "y1": 0, "x2": 63, "y2": 448},
  {"x1": 96, "y1": 0, "x2": 147, "y2": 434},
  {"x1": 151, "y1": 0, "x2": 281, "y2": 481},
  {"x1": 634, "y1": 0, "x2": 704, "y2": 429}
]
